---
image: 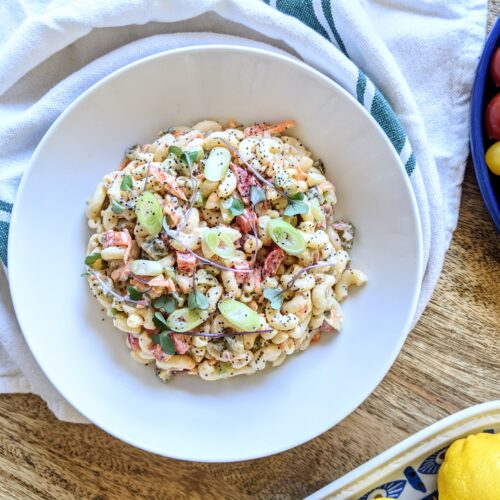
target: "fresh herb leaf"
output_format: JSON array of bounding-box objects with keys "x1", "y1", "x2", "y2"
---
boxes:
[
  {"x1": 169, "y1": 145, "x2": 183, "y2": 158},
  {"x1": 84, "y1": 253, "x2": 101, "y2": 266},
  {"x1": 181, "y1": 148, "x2": 203, "y2": 168},
  {"x1": 263, "y1": 287, "x2": 284, "y2": 310},
  {"x1": 229, "y1": 197, "x2": 244, "y2": 216},
  {"x1": 250, "y1": 186, "x2": 266, "y2": 207},
  {"x1": 111, "y1": 200, "x2": 124, "y2": 214},
  {"x1": 110, "y1": 307, "x2": 119, "y2": 316},
  {"x1": 188, "y1": 290, "x2": 209, "y2": 310},
  {"x1": 153, "y1": 311, "x2": 169, "y2": 329},
  {"x1": 154, "y1": 295, "x2": 176, "y2": 314},
  {"x1": 152, "y1": 331, "x2": 176, "y2": 355},
  {"x1": 127, "y1": 285, "x2": 143, "y2": 301},
  {"x1": 159, "y1": 331, "x2": 176, "y2": 354},
  {"x1": 120, "y1": 175, "x2": 133, "y2": 191},
  {"x1": 284, "y1": 192, "x2": 308, "y2": 216}
]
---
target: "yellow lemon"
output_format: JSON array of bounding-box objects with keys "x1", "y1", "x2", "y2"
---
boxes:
[{"x1": 438, "y1": 432, "x2": 500, "y2": 500}]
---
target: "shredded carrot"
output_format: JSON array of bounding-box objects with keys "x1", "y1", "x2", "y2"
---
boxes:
[
  {"x1": 162, "y1": 200, "x2": 180, "y2": 226},
  {"x1": 148, "y1": 276, "x2": 175, "y2": 291},
  {"x1": 150, "y1": 166, "x2": 187, "y2": 201},
  {"x1": 310, "y1": 333, "x2": 321, "y2": 344},
  {"x1": 118, "y1": 158, "x2": 131, "y2": 171},
  {"x1": 244, "y1": 119, "x2": 295, "y2": 137}
]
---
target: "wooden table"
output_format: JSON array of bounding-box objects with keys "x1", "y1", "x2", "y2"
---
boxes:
[{"x1": 1, "y1": 11, "x2": 499, "y2": 500}]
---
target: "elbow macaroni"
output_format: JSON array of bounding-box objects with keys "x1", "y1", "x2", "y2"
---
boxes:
[{"x1": 84, "y1": 119, "x2": 366, "y2": 383}]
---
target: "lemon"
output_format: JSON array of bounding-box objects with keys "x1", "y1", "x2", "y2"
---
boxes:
[{"x1": 438, "y1": 432, "x2": 500, "y2": 500}]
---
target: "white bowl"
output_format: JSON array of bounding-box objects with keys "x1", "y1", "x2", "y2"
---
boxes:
[{"x1": 8, "y1": 46, "x2": 422, "y2": 462}]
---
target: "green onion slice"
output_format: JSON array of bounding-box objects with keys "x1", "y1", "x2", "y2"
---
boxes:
[
  {"x1": 204, "y1": 147, "x2": 231, "y2": 181},
  {"x1": 218, "y1": 299, "x2": 260, "y2": 332},
  {"x1": 165, "y1": 308, "x2": 204, "y2": 332},
  {"x1": 135, "y1": 191, "x2": 162, "y2": 235},
  {"x1": 202, "y1": 229, "x2": 236, "y2": 259},
  {"x1": 267, "y1": 218, "x2": 306, "y2": 256}
]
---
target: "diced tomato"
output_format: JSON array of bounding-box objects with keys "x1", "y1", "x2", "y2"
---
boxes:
[
  {"x1": 233, "y1": 262, "x2": 250, "y2": 284},
  {"x1": 231, "y1": 163, "x2": 257, "y2": 201},
  {"x1": 176, "y1": 251, "x2": 196, "y2": 275},
  {"x1": 127, "y1": 333, "x2": 140, "y2": 352},
  {"x1": 235, "y1": 209, "x2": 257, "y2": 234},
  {"x1": 262, "y1": 247, "x2": 285, "y2": 278},
  {"x1": 171, "y1": 334, "x2": 191, "y2": 355}
]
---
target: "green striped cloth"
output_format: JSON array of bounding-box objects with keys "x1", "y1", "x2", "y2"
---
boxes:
[
  {"x1": 0, "y1": 0, "x2": 416, "y2": 268},
  {"x1": 262, "y1": 0, "x2": 416, "y2": 177},
  {"x1": 0, "y1": 201, "x2": 10, "y2": 265}
]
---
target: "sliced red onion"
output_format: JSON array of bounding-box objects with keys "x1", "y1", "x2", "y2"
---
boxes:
[
  {"x1": 176, "y1": 328, "x2": 273, "y2": 338},
  {"x1": 129, "y1": 272, "x2": 153, "y2": 287}
]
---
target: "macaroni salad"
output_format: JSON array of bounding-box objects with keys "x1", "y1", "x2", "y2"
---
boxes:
[{"x1": 84, "y1": 120, "x2": 367, "y2": 381}]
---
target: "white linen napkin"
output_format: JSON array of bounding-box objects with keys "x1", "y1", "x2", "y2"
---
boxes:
[{"x1": 0, "y1": 0, "x2": 486, "y2": 423}]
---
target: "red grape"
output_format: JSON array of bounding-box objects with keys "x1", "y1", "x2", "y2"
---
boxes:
[
  {"x1": 484, "y1": 93, "x2": 500, "y2": 139},
  {"x1": 491, "y1": 47, "x2": 500, "y2": 87}
]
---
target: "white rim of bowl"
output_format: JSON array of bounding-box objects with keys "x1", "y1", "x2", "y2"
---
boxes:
[{"x1": 8, "y1": 45, "x2": 424, "y2": 462}]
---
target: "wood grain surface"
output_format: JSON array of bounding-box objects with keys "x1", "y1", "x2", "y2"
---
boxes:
[{"x1": 1, "y1": 7, "x2": 499, "y2": 500}]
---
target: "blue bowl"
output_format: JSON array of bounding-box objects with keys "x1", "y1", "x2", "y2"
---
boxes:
[{"x1": 470, "y1": 18, "x2": 500, "y2": 232}]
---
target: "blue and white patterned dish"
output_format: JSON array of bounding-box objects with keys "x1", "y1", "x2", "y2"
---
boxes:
[{"x1": 307, "y1": 401, "x2": 500, "y2": 500}]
